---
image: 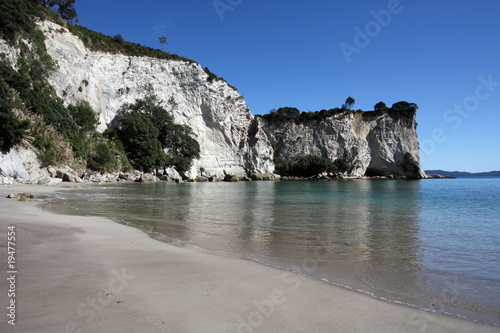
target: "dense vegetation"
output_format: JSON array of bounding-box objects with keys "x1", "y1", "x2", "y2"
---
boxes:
[
  {"x1": 113, "y1": 111, "x2": 165, "y2": 171},
  {"x1": 68, "y1": 25, "x2": 196, "y2": 63},
  {"x1": 0, "y1": 0, "x2": 201, "y2": 175},
  {"x1": 0, "y1": 76, "x2": 29, "y2": 151},
  {"x1": 0, "y1": 57, "x2": 130, "y2": 170},
  {"x1": 260, "y1": 101, "x2": 418, "y2": 124},
  {"x1": 0, "y1": 0, "x2": 193, "y2": 63},
  {"x1": 109, "y1": 85, "x2": 200, "y2": 172},
  {"x1": 40, "y1": 2, "x2": 235, "y2": 90},
  {"x1": 261, "y1": 107, "x2": 349, "y2": 124},
  {"x1": 1, "y1": 0, "x2": 234, "y2": 85},
  {"x1": 0, "y1": 0, "x2": 40, "y2": 42},
  {"x1": 39, "y1": 0, "x2": 77, "y2": 24},
  {"x1": 275, "y1": 154, "x2": 352, "y2": 177}
]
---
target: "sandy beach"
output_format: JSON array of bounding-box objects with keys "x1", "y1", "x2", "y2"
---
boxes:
[{"x1": 0, "y1": 183, "x2": 498, "y2": 333}]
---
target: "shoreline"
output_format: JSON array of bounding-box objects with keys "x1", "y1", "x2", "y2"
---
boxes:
[{"x1": 0, "y1": 183, "x2": 499, "y2": 332}]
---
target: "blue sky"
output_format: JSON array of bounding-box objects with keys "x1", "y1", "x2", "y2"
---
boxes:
[{"x1": 73, "y1": 0, "x2": 500, "y2": 172}]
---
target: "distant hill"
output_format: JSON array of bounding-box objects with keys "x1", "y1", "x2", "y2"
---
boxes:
[{"x1": 425, "y1": 170, "x2": 500, "y2": 178}]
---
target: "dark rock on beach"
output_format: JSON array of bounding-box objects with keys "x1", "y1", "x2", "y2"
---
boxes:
[
  {"x1": 224, "y1": 174, "x2": 240, "y2": 182},
  {"x1": 7, "y1": 193, "x2": 34, "y2": 199}
]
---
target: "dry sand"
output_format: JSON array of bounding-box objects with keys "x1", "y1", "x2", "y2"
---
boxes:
[{"x1": 0, "y1": 183, "x2": 498, "y2": 333}]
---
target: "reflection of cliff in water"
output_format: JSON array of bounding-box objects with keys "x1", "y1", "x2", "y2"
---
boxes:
[
  {"x1": 46, "y1": 181, "x2": 423, "y2": 296},
  {"x1": 176, "y1": 180, "x2": 423, "y2": 297},
  {"x1": 363, "y1": 180, "x2": 423, "y2": 297},
  {"x1": 242, "y1": 180, "x2": 424, "y2": 291},
  {"x1": 183, "y1": 181, "x2": 278, "y2": 257}
]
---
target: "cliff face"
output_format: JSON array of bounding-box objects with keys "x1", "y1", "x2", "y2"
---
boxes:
[
  {"x1": 1, "y1": 20, "x2": 425, "y2": 179},
  {"x1": 261, "y1": 110, "x2": 425, "y2": 178},
  {"x1": 36, "y1": 21, "x2": 274, "y2": 178}
]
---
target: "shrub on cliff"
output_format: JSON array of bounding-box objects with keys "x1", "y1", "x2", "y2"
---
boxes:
[
  {"x1": 13, "y1": 108, "x2": 74, "y2": 166},
  {"x1": 1, "y1": 57, "x2": 80, "y2": 165},
  {"x1": 277, "y1": 107, "x2": 300, "y2": 117},
  {"x1": 113, "y1": 34, "x2": 124, "y2": 43},
  {"x1": 260, "y1": 107, "x2": 349, "y2": 125},
  {"x1": 2, "y1": 54, "x2": 120, "y2": 169},
  {"x1": 291, "y1": 154, "x2": 334, "y2": 177},
  {"x1": 67, "y1": 101, "x2": 99, "y2": 132},
  {"x1": 333, "y1": 158, "x2": 351, "y2": 173},
  {"x1": 68, "y1": 24, "x2": 195, "y2": 64},
  {"x1": 274, "y1": 157, "x2": 291, "y2": 175},
  {"x1": 374, "y1": 101, "x2": 388, "y2": 112},
  {"x1": 164, "y1": 123, "x2": 200, "y2": 171},
  {"x1": 115, "y1": 111, "x2": 165, "y2": 171},
  {"x1": 0, "y1": 78, "x2": 29, "y2": 151},
  {"x1": 38, "y1": 0, "x2": 78, "y2": 25},
  {"x1": 113, "y1": 86, "x2": 200, "y2": 172},
  {"x1": 86, "y1": 133, "x2": 131, "y2": 173},
  {"x1": 274, "y1": 154, "x2": 352, "y2": 177},
  {"x1": 130, "y1": 87, "x2": 200, "y2": 171},
  {"x1": 391, "y1": 101, "x2": 417, "y2": 112},
  {"x1": 0, "y1": 0, "x2": 39, "y2": 43},
  {"x1": 0, "y1": 60, "x2": 88, "y2": 158},
  {"x1": 25, "y1": 83, "x2": 88, "y2": 157}
]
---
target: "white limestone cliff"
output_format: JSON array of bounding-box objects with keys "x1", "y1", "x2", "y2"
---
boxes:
[
  {"x1": 0, "y1": 145, "x2": 49, "y2": 181},
  {"x1": 37, "y1": 21, "x2": 274, "y2": 178},
  {"x1": 1, "y1": 20, "x2": 425, "y2": 179},
  {"x1": 260, "y1": 110, "x2": 425, "y2": 178}
]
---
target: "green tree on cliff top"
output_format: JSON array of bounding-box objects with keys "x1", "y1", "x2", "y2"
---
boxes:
[
  {"x1": 159, "y1": 36, "x2": 167, "y2": 51},
  {"x1": 345, "y1": 96, "x2": 355, "y2": 110}
]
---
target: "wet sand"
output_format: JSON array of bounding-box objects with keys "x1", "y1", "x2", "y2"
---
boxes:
[{"x1": 0, "y1": 183, "x2": 498, "y2": 332}]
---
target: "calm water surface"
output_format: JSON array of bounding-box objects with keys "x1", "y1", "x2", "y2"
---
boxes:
[{"x1": 44, "y1": 178, "x2": 500, "y2": 326}]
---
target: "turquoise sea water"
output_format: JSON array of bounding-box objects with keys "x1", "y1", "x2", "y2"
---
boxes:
[{"x1": 44, "y1": 178, "x2": 500, "y2": 326}]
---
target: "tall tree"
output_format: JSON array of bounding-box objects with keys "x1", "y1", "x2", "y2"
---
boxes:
[
  {"x1": 345, "y1": 96, "x2": 355, "y2": 110},
  {"x1": 158, "y1": 36, "x2": 167, "y2": 51},
  {"x1": 40, "y1": 0, "x2": 78, "y2": 24}
]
